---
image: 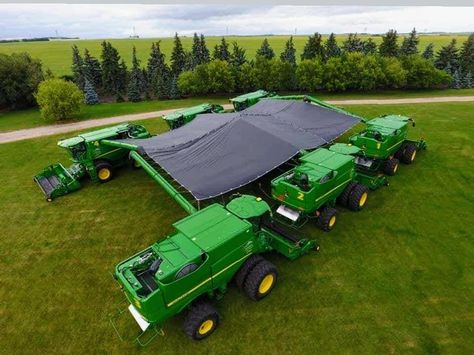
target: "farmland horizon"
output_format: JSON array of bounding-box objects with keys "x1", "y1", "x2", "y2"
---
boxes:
[{"x1": 2, "y1": 31, "x2": 472, "y2": 42}]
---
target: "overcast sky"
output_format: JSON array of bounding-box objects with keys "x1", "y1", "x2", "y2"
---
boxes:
[{"x1": 1, "y1": 5, "x2": 473, "y2": 39}]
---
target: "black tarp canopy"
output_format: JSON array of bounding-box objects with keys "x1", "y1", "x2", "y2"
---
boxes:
[{"x1": 124, "y1": 99, "x2": 359, "y2": 200}]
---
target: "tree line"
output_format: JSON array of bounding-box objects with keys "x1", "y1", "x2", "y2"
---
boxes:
[
  {"x1": 0, "y1": 30, "x2": 473, "y2": 111},
  {"x1": 70, "y1": 30, "x2": 473, "y2": 103}
]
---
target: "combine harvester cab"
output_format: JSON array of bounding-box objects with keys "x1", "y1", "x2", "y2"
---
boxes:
[
  {"x1": 271, "y1": 148, "x2": 369, "y2": 231},
  {"x1": 34, "y1": 123, "x2": 150, "y2": 201},
  {"x1": 330, "y1": 115, "x2": 427, "y2": 189},
  {"x1": 162, "y1": 103, "x2": 224, "y2": 129}
]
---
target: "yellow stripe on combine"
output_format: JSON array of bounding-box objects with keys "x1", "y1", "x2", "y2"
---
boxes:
[
  {"x1": 314, "y1": 179, "x2": 352, "y2": 203},
  {"x1": 166, "y1": 253, "x2": 251, "y2": 307}
]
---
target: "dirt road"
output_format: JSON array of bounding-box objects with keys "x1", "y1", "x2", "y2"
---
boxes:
[{"x1": 1, "y1": 96, "x2": 473, "y2": 144}]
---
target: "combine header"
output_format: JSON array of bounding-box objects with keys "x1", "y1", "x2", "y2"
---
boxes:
[{"x1": 34, "y1": 123, "x2": 150, "y2": 201}]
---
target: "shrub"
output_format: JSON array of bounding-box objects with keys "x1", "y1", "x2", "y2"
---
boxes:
[
  {"x1": 178, "y1": 60, "x2": 234, "y2": 94},
  {"x1": 402, "y1": 55, "x2": 451, "y2": 89},
  {"x1": 253, "y1": 56, "x2": 277, "y2": 91},
  {"x1": 35, "y1": 79, "x2": 83, "y2": 121},
  {"x1": 178, "y1": 71, "x2": 197, "y2": 95},
  {"x1": 357, "y1": 55, "x2": 384, "y2": 90},
  {"x1": 233, "y1": 62, "x2": 256, "y2": 93},
  {"x1": 0, "y1": 52, "x2": 45, "y2": 109},
  {"x1": 378, "y1": 56, "x2": 407, "y2": 89},
  {"x1": 271, "y1": 59, "x2": 297, "y2": 91},
  {"x1": 296, "y1": 60, "x2": 323, "y2": 91},
  {"x1": 207, "y1": 60, "x2": 234, "y2": 93},
  {"x1": 323, "y1": 57, "x2": 349, "y2": 91},
  {"x1": 344, "y1": 53, "x2": 384, "y2": 91}
]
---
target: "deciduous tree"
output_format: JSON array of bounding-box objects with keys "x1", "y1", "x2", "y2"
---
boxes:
[{"x1": 35, "y1": 78, "x2": 83, "y2": 120}]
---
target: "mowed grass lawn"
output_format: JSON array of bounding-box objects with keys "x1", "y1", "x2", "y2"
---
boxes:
[
  {"x1": 0, "y1": 96, "x2": 229, "y2": 132},
  {"x1": 0, "y1": 34, "x2": 469, "y2": 76},
  {"x1": 0, "y1": 102, "x2": 473, "y2": 354}
]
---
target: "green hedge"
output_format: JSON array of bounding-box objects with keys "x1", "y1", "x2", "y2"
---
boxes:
[{"x1": 178, "y1": 53, "x2": 451, "y2": 95}]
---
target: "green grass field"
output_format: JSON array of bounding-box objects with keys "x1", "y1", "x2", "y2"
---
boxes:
[
  {"x1": 0, "y1": 96, "x2": 229, "y2": 132},
  {"x1": 1, "y1": 88, "x2": 474, "y2": 133},
  {"x1": 0, "y1": 102, "x2": 472, "y2": 354},
  {"x1": 0, "y1": 34, "x2": 468, "y2": 76}
]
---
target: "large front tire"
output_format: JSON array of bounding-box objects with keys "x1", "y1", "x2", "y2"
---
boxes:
[
  {"x1": 243, "y1": 260, "x2": 278, "y2": 301},
  {"x1": 318, "y1": 206, "x2": 337, "y2": 232},
  {"x1": 183, "y1": 303, "x2": 220, "y2": 340},
  {"x1": 95, "y1": 160, "x2": 114, "y2": 183},
  {"x1": 347, "y1": 184, "x2": 369, "y2": 211},
  {"x1": 401, "y1": 143, "x2": 417, "y2": 164},
  {"x1": 234, "y1": 254, "x2": 265, "y2": 290},
  {"x1": 383, "y1": 158, "x2": 399, "y2": 176},
  {"x1": 337, "y1": 182, "x2": 357, "y2": 207}
]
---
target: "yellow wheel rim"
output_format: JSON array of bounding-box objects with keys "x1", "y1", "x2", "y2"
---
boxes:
[
  {"x1": 411, "y1": 150, "x2": 417, "y2": 161},
  {"x1": 359, "y1": 192, "x2": 368, "y2": 207},
  {"x1": 329, "y1": 215, "x2": 336, "y2": 228},
  {"x1": 198, "y1": 319, "x2": 214, "y2": 335},
  {"x1": 393, "y1": 164, "x2": 398, "y2": 173},
  {"x1": 258, "y1": 274, "x2": 274, "y2": 295},
  {"x1": 98, "y1": 168, "x2": 111, "y2": 180}
]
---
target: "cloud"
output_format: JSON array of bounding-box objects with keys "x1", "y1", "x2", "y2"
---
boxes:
[{"x1": 0, "y1": 4, "x2": 472, "y2": 40}]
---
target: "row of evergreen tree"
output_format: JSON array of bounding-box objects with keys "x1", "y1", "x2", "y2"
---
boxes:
[{"x1": 71, "y1": 30, "x2": 474, "y2": 104}]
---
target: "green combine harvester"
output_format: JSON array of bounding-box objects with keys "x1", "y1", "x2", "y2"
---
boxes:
[
  {"x1": 112, "y1": 151, "x2": 317, "y2": 344},
  {"x1": 230, "y1": 90, "x2": 272, "y2": 111},
  {"x1": 34, "y1": 123, "x2": 150, "y2": 201},
  {"x1": 329, "y1": 115, "x2": 426, "y2": 189},
  {"x1": 271, "y1": 148, "x2": 369, "y2": 231},
  {"x1": 162, "y1": 103, "x2": 224, "y2": 129}
]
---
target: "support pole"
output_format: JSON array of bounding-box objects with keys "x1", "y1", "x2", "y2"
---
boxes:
[{"x1": 129, "y1": 151, "x2": 197, "y2": 215}]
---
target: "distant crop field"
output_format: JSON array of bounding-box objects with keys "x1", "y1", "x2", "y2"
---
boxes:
[{"x1": 0, "y1": 34, "x2": 468, "y2": 76}]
